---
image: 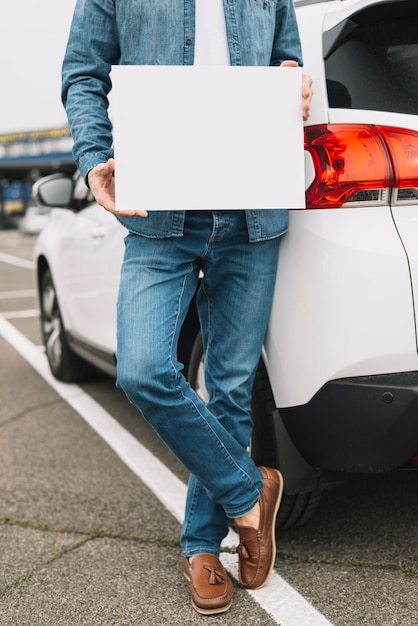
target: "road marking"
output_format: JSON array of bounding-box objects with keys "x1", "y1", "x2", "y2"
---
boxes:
[
  {"x1": 0, "y1": 289, "x2": 37, "y2": 299},
  {"x1": 1, "y1": 309, "x2": 39, "y2": 319},
  {"x1": 0, "y1": 314, "x2": 334, "y2": 626},
  {"x1": 0, "y1": 252, "x2": 35, "y2": 269}
]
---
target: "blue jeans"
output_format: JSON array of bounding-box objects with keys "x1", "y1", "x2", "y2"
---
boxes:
[{"x1": 116, "y1": 210, "x2": 280, "y2": 557}]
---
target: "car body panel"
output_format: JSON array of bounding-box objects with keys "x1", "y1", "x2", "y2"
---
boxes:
[
  {"x1": 36, "y1": 205, "x2": 125, "y2": 353},
  {"x1": 263, "y1": 0, "x2": 418, "y2": 408},
  {"x1": 322, "y1": 0, "x2": 391, "y2": 31},
  {"x1": 264, "y1": 207, "x2": 418, "y2": 408},
  {"x1": 391, "y1": 205, "x2": 418, "y2": 354},
  {"x1": 19, "y1": 206, "x2": 51, "y2": 236}
]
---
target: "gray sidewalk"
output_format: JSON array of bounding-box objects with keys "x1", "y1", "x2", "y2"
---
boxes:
[{"x1": 0, "y1": 337, "x2": 275, "y2": 625}]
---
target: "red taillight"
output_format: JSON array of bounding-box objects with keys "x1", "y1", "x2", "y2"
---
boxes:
[
  {"x1": 379, "y1": 127, "x2": 418, "y2": 202},
  {"x1": 403, "y1": 453, "x2": 418, "y2": 469},
  {"x1": 304, "y1": 124, "x2": 418, "y2": 209}
]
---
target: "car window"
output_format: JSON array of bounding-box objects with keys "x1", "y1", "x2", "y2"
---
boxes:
[{"x1": 324, "y1": 0, "x2": 418, "y2": 115}]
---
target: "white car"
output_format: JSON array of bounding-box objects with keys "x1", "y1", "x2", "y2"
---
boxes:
[
  {"x1": 19, "y1": 205, "x2": 51, "y2": 236},
  {"x1": 34, "y1": 0, "x2": 418, "y2": 528}
]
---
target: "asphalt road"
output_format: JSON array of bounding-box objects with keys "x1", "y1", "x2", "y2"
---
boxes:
[{"x1": 0, "y1": 228, "x2": 417, "y2": 626}]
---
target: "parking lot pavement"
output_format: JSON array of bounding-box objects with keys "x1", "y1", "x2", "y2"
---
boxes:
[
  {"x1": 1, "y1": 230, "x2": 417, "y2": 626},
  {"x1": 0, "y1": 336, "x2": 278, "y2": 625}
]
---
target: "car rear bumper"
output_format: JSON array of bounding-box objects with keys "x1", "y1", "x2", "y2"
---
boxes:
[{"x1": 281, "y1": 371, "x2": 418, "y2": 473}]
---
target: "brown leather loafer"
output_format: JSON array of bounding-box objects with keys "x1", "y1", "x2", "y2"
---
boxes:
[
  {"x1": 183, "y1": 553, "x2": 234, "y2": 615},
  {"x1": 236, "y1": 466, "x2": 284, "y2": 590}
]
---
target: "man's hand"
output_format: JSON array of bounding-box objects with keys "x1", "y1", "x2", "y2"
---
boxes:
[
  {"x1": 301, "y1": 72, "x2": 313, "y2": 121},
  {"x1": 280, "y1": 60, "x2": 313, "y2": 121},
  {"x1": 87, "y1": 158, "x2": 148, "y2": 217}
]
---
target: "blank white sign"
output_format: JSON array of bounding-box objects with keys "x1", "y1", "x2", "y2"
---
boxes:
[{"x1": 111, "y1": 65, "x2": 305, "y2": 211}]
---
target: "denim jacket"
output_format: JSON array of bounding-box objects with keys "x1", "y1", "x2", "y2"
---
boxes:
[{"x1": 62, "y1": 0, "x2": 303, "y2": 241}]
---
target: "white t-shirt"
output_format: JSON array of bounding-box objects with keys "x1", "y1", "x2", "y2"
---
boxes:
[{"x1": 194, "y1": 0, "x2": 231, "y2": 66}]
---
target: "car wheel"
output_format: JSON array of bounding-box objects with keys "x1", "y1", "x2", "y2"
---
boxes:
[
  {"x1": 188, "y1": 332, "x2": 322, "y2": 529},
  {"x1": 40, "y1": 269, "x2": 92, "y2": 382},
  {"x1": 251, "y1": 359, "x2": 322, "y2": 529}
]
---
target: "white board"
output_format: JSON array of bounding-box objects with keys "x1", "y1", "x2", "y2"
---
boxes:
[{"x1": 111, "y1": 65, "x2": 305, "y2": 211}]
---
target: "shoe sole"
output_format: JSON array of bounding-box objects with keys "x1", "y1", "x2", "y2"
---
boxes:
[
  {"x1": 249, "y1": 468, "x2": 284, "y2": 590},
  {"x1": 191, "y1": 596, "x2": 233, "y2": 615}
]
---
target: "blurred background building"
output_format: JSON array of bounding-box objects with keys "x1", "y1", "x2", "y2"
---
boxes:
[{"x1": 0, "y1": 126, "x2": 75, "y2": 228}]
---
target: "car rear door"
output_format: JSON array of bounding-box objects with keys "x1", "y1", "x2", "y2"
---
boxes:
[{"x1": 323, "y1": 0, "x2": 418, "y2": 352}]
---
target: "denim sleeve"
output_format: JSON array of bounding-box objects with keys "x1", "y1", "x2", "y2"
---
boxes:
[
  {"x1": 61, "y1": 0, "x2": 120, "y2": 180},
  {"x1": 271, "y1": 0, "x2": 303, "y2": 66}
]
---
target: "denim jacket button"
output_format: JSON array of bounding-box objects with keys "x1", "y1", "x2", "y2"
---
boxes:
[{"x1": 185, "y1": 38, "x2": 192, "y2": 45}]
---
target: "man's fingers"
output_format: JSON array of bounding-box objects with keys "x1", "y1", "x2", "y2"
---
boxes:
[{"x1": 114, "y1": 208, "x2": 149, "y2": 217}]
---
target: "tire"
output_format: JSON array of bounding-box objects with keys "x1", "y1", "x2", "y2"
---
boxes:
[
  {"x1": 188, "y1": 332, "x2": 322, "y2": 529},
  {"x1": 251, "y1": 360, "x2": 322, "y2": 529},
  {"x1": 39, "y1": 269, "x2": 93, "y2": 382}
]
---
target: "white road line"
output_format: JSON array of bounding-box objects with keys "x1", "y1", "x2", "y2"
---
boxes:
[
  {"x1": 1, "y1": 309, "x2": 39, "y2": 319},
  {"x1": 0, "y1": 289, "x2": 37, "y2": 299},
  {"x1": 0, "y1": 252, "x2": 35, "y2": 270},
  {"x1": 0, "y1": 314, "x2": 334, "y2": 626}
]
